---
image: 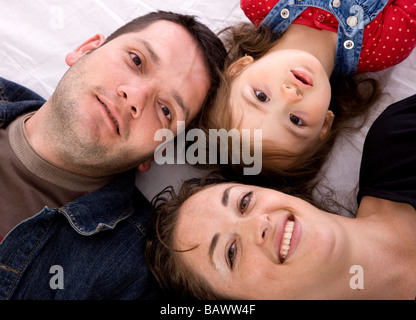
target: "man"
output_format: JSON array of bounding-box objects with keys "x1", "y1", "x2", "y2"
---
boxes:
[{"x1": 0, "y1": 11, "x2": 226, "y2": 299}]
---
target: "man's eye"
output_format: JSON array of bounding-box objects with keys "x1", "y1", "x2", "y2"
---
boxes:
[
  {"x1": 290, "y1": 114, "x2": 305, "y2": 126},
  {"x1": 239, "y1": 191, "x2": 252, "y2": 213},
  {"x1": 161, "y1": 105, "x2": 172, "y2": 121},
  {"x1": 254, "y1": 90, "x2": 270, "y2": 102},
  {"x1": 130, "y1": 53, "x2": 142, "y2": 67}
]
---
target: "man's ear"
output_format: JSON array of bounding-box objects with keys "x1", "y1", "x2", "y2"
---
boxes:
[
  {"x1": 227, "y1": 55, "x2": 254, "y2": 77},
  {"x1": 65, "y1": 33, "x2": 106, "y2": 66},
  {"x1": 137, "y1": 158, "x2": 154, "y2": 172},
  {"x1": 319, "y1": 110, "x2": 335, "y2": 141}
]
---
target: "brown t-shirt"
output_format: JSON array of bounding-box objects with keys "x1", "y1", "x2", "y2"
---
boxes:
[{"x1": 0, "y1": 113, "x2": 111, "y2": 239}]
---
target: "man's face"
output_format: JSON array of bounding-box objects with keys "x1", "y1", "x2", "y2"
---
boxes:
[{"x1": 42, "y1": 20, "x2": 210, "y2": 176}]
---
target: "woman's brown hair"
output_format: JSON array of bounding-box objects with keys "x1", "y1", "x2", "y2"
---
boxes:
[{"x1": 145, "y1": 173, "x2": 231, "y2": 300}]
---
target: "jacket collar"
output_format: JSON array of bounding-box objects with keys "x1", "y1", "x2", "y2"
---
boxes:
[{"x1": 58, "y1": 170, "x2": 138, "y2": 235}]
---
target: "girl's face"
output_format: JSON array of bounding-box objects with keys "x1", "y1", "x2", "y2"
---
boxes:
[
  {"x1": 229, "y1": 49, "x2": 334, "y2": 163},
  {"x1": 175, "y1": 183, "x2": 353, "y2": 299}
]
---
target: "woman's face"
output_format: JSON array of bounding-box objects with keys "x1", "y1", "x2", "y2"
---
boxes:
[
  {"x1": 229, "y1": 49, "x2": 333, "y2": 162},
  {"x1": 175, "y1": 183, "x2": 353, "y2": 299}
]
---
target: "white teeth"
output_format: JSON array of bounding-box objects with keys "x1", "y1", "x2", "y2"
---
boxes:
[{"x1": 280, "y1": 220, "x2": 295, "y2": 262}]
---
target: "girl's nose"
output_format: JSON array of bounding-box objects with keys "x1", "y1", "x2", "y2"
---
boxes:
[{"x1": 281, "y1": 83, "x2": 302, "y2": 103}]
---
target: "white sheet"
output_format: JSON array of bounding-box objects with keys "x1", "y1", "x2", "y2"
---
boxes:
[{"x1": 1, "y1": 0, "x2": 415, "y2": 217}]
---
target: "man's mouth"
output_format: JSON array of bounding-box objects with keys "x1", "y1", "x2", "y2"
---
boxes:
[{"x1": 97, "y1": 97, "x2": 120, "y2": 134}]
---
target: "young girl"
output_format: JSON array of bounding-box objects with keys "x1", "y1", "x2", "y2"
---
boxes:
[{"x1": 201, "y1": 0, "x2": 415, "y2": 191}]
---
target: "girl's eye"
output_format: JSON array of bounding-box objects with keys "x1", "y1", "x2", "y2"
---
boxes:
[
  {"x1": 239, "y1": 191, "x2": 252, "y2": 213},
  {"x1": 290, "y1": 114, "x2": 305, "y2": 126},
  {"x1": 161, "y1": 105, "x2": 172, "y2": 121},
  {"x1": 130, "y1": 53, "x2": 142, "y2": 67},
  {"x1": 254, "y1": 90, "x2": 270, "y2": 102},
  {"x1": 227, "y1": 241, "x2": 237, "y2": 269}
]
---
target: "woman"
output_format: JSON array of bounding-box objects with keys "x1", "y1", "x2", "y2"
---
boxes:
[{"x1": 145, "y1": 94, "x2": 416, "y2": 299}]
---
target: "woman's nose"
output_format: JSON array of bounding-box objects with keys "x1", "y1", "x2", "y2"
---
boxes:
[{"x1": 245, "y1": 214, "x2": 272, "y2": 246}]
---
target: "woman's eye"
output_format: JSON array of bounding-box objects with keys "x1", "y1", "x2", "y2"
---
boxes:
[
  {"x1": 227, "y1": 241, "x2": 237, "y2": 269},
  {"x1": 254, "y1": 90, "x2": 270, "y2": 102},
  {"x1": 290, "y1": 114, "x2": 305, "y2": 126},
  {"x1": 239, "y1": 191, "x2": 252, "y2": 213},
  {"x1": 130, "y1": 53, "x2": 142, "y2": 67},
  {"x1": 161, "y1": 105, "x2": 172, "y2": 121}
]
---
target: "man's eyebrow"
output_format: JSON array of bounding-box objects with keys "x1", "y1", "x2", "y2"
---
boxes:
[
  {"x1": 139, "y1": 39, "x2": 160, "y2": 65},
  {"x1": 137, "y1": 39, "x2": 190, "y2": 122},
  {"x1": 209, "y1": 233, "x2": 220, "y2": 267},
  {"x1": 172, "y1": 92, "x2": 190, "y2": 122}
]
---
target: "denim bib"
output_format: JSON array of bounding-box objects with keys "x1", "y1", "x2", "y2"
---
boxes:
[{"x1": 261, "y1": 0, "x2": 389, "y2": 76}]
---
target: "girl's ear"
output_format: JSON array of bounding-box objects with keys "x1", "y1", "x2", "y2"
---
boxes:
[
  {"x1": 319, "y1": 110, "x2": 335, "y2": 141},
  {"x1": 227, "y1": 55, "x2": 254, "y2": 77},
  {"x1": 65, "y1": 34, "x2": 106, "y2": 66}
]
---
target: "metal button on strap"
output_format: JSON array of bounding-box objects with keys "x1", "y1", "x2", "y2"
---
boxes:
[
  {"x1": 281, "y1": 8, "x2": 290, "y2": 19},
  {"x1": 332, "y1": 0, "x2": 341, "y2": 8},
  {"x1": 347, "y1": 15, "x2": 358, "y2": 27},
  {"x1": 344, "y1": 40, "x2": 354, "y2": 49},
  {"x1": 317, "y1": 14, "x2": 325, "y2": 23}
]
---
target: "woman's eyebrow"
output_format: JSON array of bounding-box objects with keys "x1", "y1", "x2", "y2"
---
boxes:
[
  {"x1": 222, "y1": 186, "x2": 234, "y2": 207},
  {"x1": 209, "y1": 233, "x2": 220, "y2": 267},
  {"x1": 210, "y1": 185, "x2": 236, "y2": 268}
]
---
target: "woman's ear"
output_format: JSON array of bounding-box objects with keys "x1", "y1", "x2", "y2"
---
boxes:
[
  {"x1": 65, "y1": 33, "x2": 106, "y2": 66},
  {"x1": 319, "y1": 110, "x2": 335, "y2": 141},
  {"x1": 227, "y1": 55, "x2": 254, "y2": 77}
]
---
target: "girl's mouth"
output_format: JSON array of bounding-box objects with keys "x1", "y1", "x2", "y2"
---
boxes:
[{"x1": 290, "y1": 69, "x2": 314, "y2": 88}]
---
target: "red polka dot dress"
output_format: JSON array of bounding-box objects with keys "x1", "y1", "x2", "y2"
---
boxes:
[{"x1": 241, "y1": 0, "x2": 416, "y2": 73}]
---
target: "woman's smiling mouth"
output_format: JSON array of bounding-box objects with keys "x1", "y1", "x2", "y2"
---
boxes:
[
  {"x1": 275, "y1": 214, "x2": 301, "y2": 264},
  {"x1": 280, "y1": 219, "x2": 295, "y2": 262}
]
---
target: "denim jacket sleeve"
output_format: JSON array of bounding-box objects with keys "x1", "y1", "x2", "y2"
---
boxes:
[{"x1": 0, "y1": 77, "x2": 45, "y2": 127}]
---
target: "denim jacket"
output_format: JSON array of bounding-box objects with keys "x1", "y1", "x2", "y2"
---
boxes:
[
  {"x1": 261, "y1": 0, "x2": 388, "y2": 76},
  {"x1": 0, "y1": 77, "x2": 160, "y2": 299}
]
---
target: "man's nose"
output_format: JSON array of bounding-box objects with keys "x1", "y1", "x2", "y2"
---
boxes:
[{"x1": 117, "y1": 81, "x2": 156, "y2": 119}]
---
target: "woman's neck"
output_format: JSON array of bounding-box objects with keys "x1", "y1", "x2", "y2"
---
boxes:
[
  {"x1": 269, "y1": 24, "x2": 337, "y2": 77},
  {"x1": 346, "y1": 197, "x2": 416, "y2": 299}
]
